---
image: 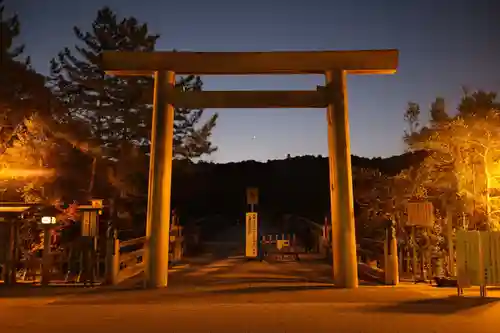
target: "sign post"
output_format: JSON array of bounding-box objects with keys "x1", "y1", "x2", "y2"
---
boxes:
[
  {"x1": 407, "y1": 201, "x2": 434, "y2": 228},
  {"x1": 81, "y1": 211, "x2": 99, "y2": 237},
  {"x1": 384, "y1": 219, "x2": 399, "y2": 285},
  {"x1": 456, "y1": 231, "x2": 485, "y2": 295},
  {"x1": 40, "y1": 215, "x2": 57, "y2": 286},
  {"x1": 245, "y1": 188, "x2": 259, "y2": 258},
  {"x1": 246, "y1": 187, "x2": 259, "y2": 212},
  {"x1": 406, "y1": 201, "x2": 434, "y2": 281},
  {"x1": 79, "y1": 204, "x2": 101, "y2": 284},
  {"x1": 245, "y1": 212, "x2": 258, "y2": 258}
]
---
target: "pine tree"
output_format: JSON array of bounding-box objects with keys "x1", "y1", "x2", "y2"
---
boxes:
[
  {"x1": 0, "y1": 0, "x2": 93, "y2": 155},
  {"x1": 0, "y1": 0, "x2": 35, "y2": 153},
  {"x1": 0, "y1": 1, "x2": 94, "y2": 205},
  {"x1": 48, "y1": 7, "x2": 218, "y2": 200},
  {"x1": 48, "y1": 7, "x2": 218, "y2": 164},
  {"x1": 404, "y1": 91, "x2": 500, "y2": 230},
  {"x1": 0, "y1": 1, "x2": 53, "y2": 201},
  {"x1": 0, "y1": 0, "x2": 24, "y2": 58}
]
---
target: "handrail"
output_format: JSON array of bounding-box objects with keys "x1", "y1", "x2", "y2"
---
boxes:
[
  {"x1": 284, "y1": 214, "x2": 324, "y2": 231},
  {"x1": 120, "y1": 236, "x2": 146, "y2": 248},
  {"x1": 120, "y1": 249, "x2": 145, "y2": 265},
  {"x1": 108, "y1": 230, "x2": 184, "y2": 285},
  {"x1": 296, "y1": 217, "x2": 324, "y2": 230}
]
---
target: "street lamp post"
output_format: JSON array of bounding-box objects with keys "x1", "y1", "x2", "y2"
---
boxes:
[{"x1": 40, "y1": 215, "x2": 56, "y2": 286}]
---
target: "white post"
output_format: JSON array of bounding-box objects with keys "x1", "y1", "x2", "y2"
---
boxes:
[{"x1": 446, "y1": 210, "x2": 455, "y2": 276}]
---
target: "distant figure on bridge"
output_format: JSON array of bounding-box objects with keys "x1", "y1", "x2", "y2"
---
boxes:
[
  {"x1": 258, "y1": 229, "x2": 264, "y2": 261},
  {"x1": 303, "y1": 229, "x2": 314, "y2": 253}
]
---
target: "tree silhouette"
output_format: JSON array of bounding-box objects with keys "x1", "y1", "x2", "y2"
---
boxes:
[{"x1": 48, "y1": 6, "x2": 218, "y2": 198}]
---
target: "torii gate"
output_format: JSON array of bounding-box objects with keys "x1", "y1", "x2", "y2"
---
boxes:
[{"x1": 101, "y1": 49, "x2": 399, "y2": 289}]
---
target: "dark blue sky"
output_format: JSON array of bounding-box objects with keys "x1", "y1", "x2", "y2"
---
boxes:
[{"x1": 6, "y1": 0, "x2": 499, "y2": 162}]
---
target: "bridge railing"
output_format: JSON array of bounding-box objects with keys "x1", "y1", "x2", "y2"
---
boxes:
[
  {"x1": 284, "y1": 215, "x2": 330, "y2": 255},
  {"x1": 106, "y1": 225, "x2": 184, "y2": 285},
  {"x1": 115, "y1": 236, "x2": 147, "y2": 284}
]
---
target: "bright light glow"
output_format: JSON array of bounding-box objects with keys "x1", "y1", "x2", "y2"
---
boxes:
[
  {"x1": 91, "y1": 199, "x2": 103, "y2": 208},
  {"x1": 41, "y1": 216, "x2": 56, "y2": 224},
  {"x1": 0, "y1": 206, "x2": 30, "y2": 213},
  {"x1": 0, "y1": 168, "x2": 55, "y2": 179}
]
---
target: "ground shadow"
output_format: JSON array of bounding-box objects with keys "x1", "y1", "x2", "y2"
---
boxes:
[
  {"x1": 204, "y1": 283, "x2": 335, "y2": 295},
  {"x1": 199, "y1": 276, "x2": 332, "y2": 285},
  {"x1": 0, "y1": 254, "x2": 381, "y2": 299},
  {"x1": 245, "y1": 268, "x2": 333, "y2": 280},
  {"x1": 49, "y1": 283, "x2": 338, "y2": 306},
  {"x1": 363, "y1": 296, "x2": 500, "y2": 315},
  {"x1": 0, "y1": 283, "x2": 101, "y2": 298}
]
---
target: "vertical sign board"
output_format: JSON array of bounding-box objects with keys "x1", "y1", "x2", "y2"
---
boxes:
[
  {"x1": 91, "y1": 199, "x2": 103, "y2": 215},
  {"x1": 456, "y1": 231, "x2": 482, "y2": 287},
  {"x1": 245, "y1": 212, "x2": 258, "y2": 258},
  {"x1": 480, "y1": 231, "x2": 500, "y2": 286},
  {"x1": 491, "y1": 232, "x2": 500, "y2": 285},
  {"x1": 406, "y1": 201, "x2": 434, "y2": 228},
  {"x1": 246, "y1": 187, "x2": 259, "y2": 206},
  {"x1": 81, "y1": 211, "x2": 98, "y2": 237},
  {"x1": 91, "y1": 199, "x2": 103, "y2": 209},
  {"x1": 481, "y1": 232, "x2": 491, "y2": 286}
]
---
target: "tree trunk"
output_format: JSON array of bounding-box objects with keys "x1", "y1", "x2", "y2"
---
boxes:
[
  {"x1": 87, "y1": 157, "x2": 97, "y2": 197},
  {"x1": 411, "y1": 227, "x2": 417, "y2": 281},
  {"x1": 446, "y1": 209, "x2": 455, "y2": 276},
  {"x1": 484, "y1": 159, "x2": 493, "y2": 231}
]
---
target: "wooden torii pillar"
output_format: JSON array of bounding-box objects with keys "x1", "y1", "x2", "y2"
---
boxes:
[{"x1": 102, "y1": 49, "x2": 399, "y2": 289}]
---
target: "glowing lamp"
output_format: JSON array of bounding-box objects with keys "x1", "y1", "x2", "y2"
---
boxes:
[{"x1": 41, "y1": 216, "x2": 56, "y2": 224}]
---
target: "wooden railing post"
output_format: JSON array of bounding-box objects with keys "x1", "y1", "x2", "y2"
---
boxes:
[
  {"x1": 105, "y1": 229, "x2": 113, "y2": 285},
  {"x1": 41, "y1": 225, "x2": 52, "y2": 286},
  {"x1": 4, "y1": 220, "x2": 16, "y2": 285},
  {"x1": 112, "y1": 239, "x2": 120, "y2": 285},
  {"x1": 172, "y1": 226, "x2": 184, "y2": 263}
]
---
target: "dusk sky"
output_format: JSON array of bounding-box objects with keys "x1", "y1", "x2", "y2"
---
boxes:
[{"x1": 6, "y1": 0, "x2": 499, "y2": 163}]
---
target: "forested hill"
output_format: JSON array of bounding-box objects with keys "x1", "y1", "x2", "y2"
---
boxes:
[{"x1": 171, "y1": 151, "x2": 428, "y2": 220}]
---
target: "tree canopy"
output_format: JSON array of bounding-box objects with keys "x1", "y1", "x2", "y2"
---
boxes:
[
  {"x1": 47, "y1": 6, "x2": 218, "y2": 199},
  {"x1": 404, "y1": 91, "x2": 500, "y2": 230},
  {"x1": 48, "y1": 7, "x2": 218, "y2": 160},
  {"x1": 0, "y1": 0, "x2": 57, "y2": 202}
]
